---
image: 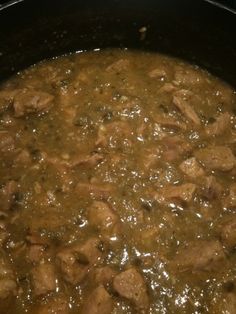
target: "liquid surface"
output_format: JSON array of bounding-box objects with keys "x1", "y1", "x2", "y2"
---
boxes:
[{"x1": 0, "y1": 49, "x2": 236, "y2": 313}]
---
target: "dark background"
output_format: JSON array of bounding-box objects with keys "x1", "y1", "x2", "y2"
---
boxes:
[{"x1": 0, "y1": 0, "x2": 236, "y2": 8}]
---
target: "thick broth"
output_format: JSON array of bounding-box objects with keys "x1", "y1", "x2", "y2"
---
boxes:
[{"x1": 0, "y1": 49, "x2": 236, "y2": 313}]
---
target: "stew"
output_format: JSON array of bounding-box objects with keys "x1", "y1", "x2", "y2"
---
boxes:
[{"x1": 0, "y1": 49, "x2": 236, "y2": 313}]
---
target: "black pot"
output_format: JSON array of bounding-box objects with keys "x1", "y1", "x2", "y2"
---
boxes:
[{"x1": 0, "y1": 0, "x2": 235, "y2": 87}]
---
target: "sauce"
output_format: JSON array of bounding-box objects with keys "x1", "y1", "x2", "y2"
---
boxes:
[{"x1": 0, "y1": 49, "x2": 235, "y2": 313}]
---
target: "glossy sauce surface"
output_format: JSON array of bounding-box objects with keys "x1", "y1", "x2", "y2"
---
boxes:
[{"x1": 0, "y1": 49, "x2": 236, "y2": 313}]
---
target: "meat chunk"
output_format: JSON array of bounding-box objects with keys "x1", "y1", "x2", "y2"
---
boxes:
[
  {"x1": 0, "y1": 90, "x2": 15, "y2": 113},
  {"x1": 95, "y1": 126, "x2": 107, "y2": 147},
  {"x1": 179, "y1": 157, "x2": 205, "y2": 178},
  {"x1": 219, "y1": 217, "x2": 236, "y2": 250},
  {"x1": 194, "y1": 146, "x2": 236, "y2": 171},
  {"x1": 211, "y1": 292, "x2": 236, "y2": 314},
  {"x1": 81, "y1": 285, "x2": 113, "y2": 314},
  {"x1": 173, "y1": 90, "x2": 201, "y2": 125},
  {"x1": 57, "y1": 238, "x2": 102, "y2": 285},
  {"x1": 173, "y1": 240, "x2": 225, "y2": 272},
  {"x1": 0, "y1": 132, "x2": 15, "y2": 153},
  {"x1": 0, "y1": 223, "x2": 8, "y2": 246},
  {"x1": 31, "y1": 263, "x2": 57, "y2": 296},
  {"x1": 15, "y1": 149, "x2": 31, "y2": 165},
  {"x1": 27, "y1": 245, "x2": 47, "y2": 263},
  {"x1": 153, "y1": 183, "x2": 197, "y2": 204},
  {"x1": 76, "y1": 182, "x2": 114, "y2": 200},
  {"x1": 33, "y1": 295, "x2": 69, "y2": 314},
  {"x1": 68, "y1": 153, "x2": 103, "y2": 168},
  {"x1": 215, "y1": 81, "x2": 235, "y2": 105},
  {"x1": 47, "y1": 153, "x2": 103, "y2": 169},
  {"x1": 205, "y1": 112, "x2": 231, "y2": 137},
  {"x1": 26, "y1": 233, "x2": 50, "y2": 263},
  {"x1": 148, "y1": 67, "x2": 167, "y2": 79},
  {"x1": 162, "y1": 135, "x2": 193, "y2": 161},
  {"x1": 0, "y1": 181, "x2": 18, "y2": 211},
  {"x1": 113, "y1": 268, "x2": 149, "y2": 311},
  {"x1": 0, "y1": 249, "x2": 17, "y2": 299},
  {"x1": 224, "y1": 184, "x2": 236, "y2": 209},
  {"x1": 87, "y1": 201, "x2": 120, "y2": 237},
  {"x1": 106, "y1": 59, "x2": 130, "y2": 72},
  {"x1": 174, "y1": 66, "x2": 204, "y2": 86},
  {"x1": 89, "y1": 266, "x2": 117, "y2": 287},
  {"x1": 140, "y1": 147, "x2": 160, "y2": 170},
  {"x1": 154, "y1": 114, "x2": 186, "y2": 131},
  {"x1": 158, "y1": 83, "x2": 177, "y2": 94},
  {"x1": 13, "y1": 89, "x2": 54, "y2": 117},
  {"x1": 199, "y1": 176, "x2": 223, "y2": 200}
]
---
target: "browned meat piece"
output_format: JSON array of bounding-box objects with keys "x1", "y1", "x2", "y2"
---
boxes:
[
  {"x1": 81, "y1": 285, "x2": 113, "y2": 314},
  {"x1": 211, "y1": 292, "x2": 236, "y2": 314},
  {"x1": 162, "y1": 135, "x2": 193, "y2": 161},
  {"x1": 172, "y1": 240, "x2": 225, "y2": 272},
  {"x1": 154, "y1": 114, "x2": 186, "y2": 131},
  {"x1": 228, "y1": 130, "x2": 236, "y2": 144},
  {"x1": 95, "y1": 126, "x2": 107, "y2": 147},
  {"x1": 46, "y1": 153, "x2": 103, "y2": 170},
  {"x1": 195, "y1": 146, "x2": 236, "y2": 171},
  {"x1": 153, "y1": 183, "x2": 196, "y2": 204},
  {"x1": 87, "y1": 201, "x2": 120, "y2": 237},
  {"x1": 165, "y1": 183, "x2": 197, "y2": 203},
  {"x1": 205, "y1": 112, "x2": 231, "y2": 137},
  {"x1": 0, "y1": 223, "x2": 8, "y2": 246},
  {"x1": 148, "y1": 67, "x2": 167, "y2": 79},
  {"x1": 0, "y1": 181, "x2": 18, "y2": 211},
  {"x1": 13, "y1": 89, "x2": 54, "y2": 117},
  {"x1": 57, "y1": 238, "x2": 102, "y2": 285},
  {"x1": 224, "y1": 184, "x2": 236, "y2": 209},
  {"x1": 26, "y1": 233, "x2": 49, "y2": 247},
  {"x1": 15, "y1": 149, "x2": 31, "y2": 165},
  {"x1": 26, "y1": 233, "x2": 50, "y2": 263},
  {"x1": 179, "y1": 157, "x2": 205, "y2": 178},
  {"x1": 106, "y1": 59, "x2": 130, "y2": 72},
  {"x1": 138, "y1": 147, "x2": 160, "y2": 170},
  {"x1": 45, "y1": 155, "x2": 65, "y2": 166},
  {"x1": 173, "y1": 90, "x2": 201, "y2": 125},
  {"x1": 33, "y1": 295, "x2": 69, "y2": 314},
  {"x1": 0, "y1": 249, "x2": 17, "y2": 299},
  {"x1": 113, "y1": 268, "x2": 149, "y2": 311},
  {"x1": 0, "y1": 278, "x2": 17, "y2": 300},
  {"x1": 200, "y1": 176, "x2": 223, "y2": 200},
  {"x1": 0, "y1": 114, "x2": 16, "y2": 128},
  {"x1": 76, "y1": 182, "x2": 114, "y2": 200},
  {"x1": 0, "y1": 131, "x2": 15, "y2": 153},
  {"x1": 174, "y1": 66, "x2": 205, "y2": 86},
  {"x1": 0, "y1": 90, "x2": 15, "y2": 113},
  {"x1": 28, "y1": 245, "x2": 47, "y2": 263},
  {"x1": 219, "y1": 217, "x2": 236, "y2": 250},
  {"x1": 158, "y1": 83, "x2": 177, "y2": 93},
  {"x1": 68, "y1": 153, "x2": 103, "y2": 168},
  {"x1": 89, "y1": 266, "x2": 117, "y2": 286},
  {"x1": 215, "y1": 81, "x2": 235, "y2": 105},
  {"x1": 31, "y1": 263, "x2": 57, "y2": 296}
]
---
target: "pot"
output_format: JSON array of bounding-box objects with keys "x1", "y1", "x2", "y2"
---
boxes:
[
  {"x1": 0, "y1": 1, "x2": 236, "y2": 313},
  {"x1": 0, "y1": 0, "x2": 235, "y2": 87}
]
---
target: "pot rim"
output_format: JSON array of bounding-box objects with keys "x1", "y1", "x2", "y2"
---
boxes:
[{"x1": 0, "y1": 0, "x2": 24, "y2": 12}]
